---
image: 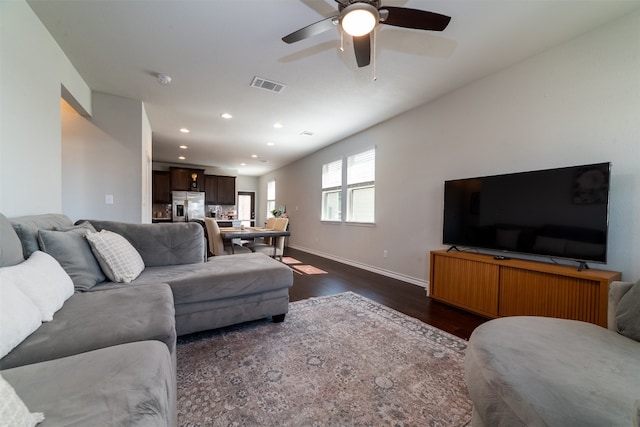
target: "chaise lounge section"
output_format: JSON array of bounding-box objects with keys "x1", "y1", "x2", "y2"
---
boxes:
[
  {"x1": 465, "y1": 280, "x2": 640, "y2": 426},
  {"x1": 84, "y1": 218, "x2": 293, "y2": 335}
]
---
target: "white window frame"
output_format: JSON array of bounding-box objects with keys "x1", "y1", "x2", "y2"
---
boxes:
[
  {"x1": 346, "y1": 148, "x2": 375, "y2": 223},
  {"x1": 321, "y1": 148, "x2": 375, "y2": 224},
  {"x1": 266, "y1": 179, "x2": 276, "y2": 218},
  {"x1": 321, "y1": 159, "x2": 342, "y2": 221}
]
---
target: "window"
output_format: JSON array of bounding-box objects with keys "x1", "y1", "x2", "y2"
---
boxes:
[
  {"x1": 347, "y1": 148, "x2": 375, "y2": 223},
  {"x1": 321, "y1": 159, "x2": 342, "y2": 221},
  {"x1": 266, "y1": 180, "x2": 276, "y2": 218},
  {"x1": 321, "y1": 148, "x2": 375, "y2": 223}
]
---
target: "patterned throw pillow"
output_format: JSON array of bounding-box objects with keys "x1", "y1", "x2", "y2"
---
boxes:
[
  {"x1": 85, "y1": 230, "x2": 144, "y2": 283},
  {"x1": 0, "y1": 374, "x2": 44, "y2": 426}
]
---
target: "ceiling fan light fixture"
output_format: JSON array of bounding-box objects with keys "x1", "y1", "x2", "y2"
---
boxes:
[{"x1": 341, "y1": 4, "x2": 379, "y2": 37}]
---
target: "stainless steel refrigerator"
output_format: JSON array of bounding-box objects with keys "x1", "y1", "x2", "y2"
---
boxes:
[{"x1": 172, "y1": 191, "x2": 205, "y2": 222}]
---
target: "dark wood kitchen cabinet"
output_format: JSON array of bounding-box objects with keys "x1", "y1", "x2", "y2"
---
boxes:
[
  {"x1": 204, "y1": 175, "x2": 236, "y2": 205},
  {"x1": 170, "y1": 167, "x2": 204, "y2": 191},
  {"x1": 204, "y1": 175, "x2": 218, "y2": 204},
  {"x1": 217, "y1": 176, "x2": 236, "y2": 205},
  {"x1": 152, "y1": 171, "x2": 171, "y2": 203}
]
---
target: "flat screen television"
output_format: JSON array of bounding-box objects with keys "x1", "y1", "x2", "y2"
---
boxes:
[{"x1": 443, "y1": 162, "x2": 611, "y2": 266}]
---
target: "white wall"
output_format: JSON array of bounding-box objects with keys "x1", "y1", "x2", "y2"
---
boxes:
[
  {"x1": 237, "y1": 175, "x2": 259, "y2": 194},
  {"x1": 261, "y1": 11, "x2": 640, "y2": 283},
  {"x1": 0, "y1": 0, "x2": 91, "y2": 217},
  {"x1": 61, "y1": 92, "x2": 150, "y2": 223},
  {"x1": 141, "y1": 104, "x2": 152, "y2": 223}
]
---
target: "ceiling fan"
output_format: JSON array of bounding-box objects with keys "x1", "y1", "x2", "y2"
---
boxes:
[{"x1": 282, "y1": 0, "x2": 451, "y2": 68}]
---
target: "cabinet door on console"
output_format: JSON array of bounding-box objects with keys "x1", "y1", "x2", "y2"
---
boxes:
[
  {"x1": 430, "y1": 254, "x2": 499, "y2": 318},
  {"x1": 499, "y1": 268, "x2": 600, "y2": 324}
]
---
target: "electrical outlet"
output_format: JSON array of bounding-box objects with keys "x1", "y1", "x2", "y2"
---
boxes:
[
  {"x1": 383, "y1": 250, "x2": 388, "y2": 258},
  {"x1": 105, "y1": 194, "x2": 114, "y2": 205}
]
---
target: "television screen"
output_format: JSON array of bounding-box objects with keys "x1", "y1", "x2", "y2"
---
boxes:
[{"x1": 443, "y1": 162, "x2": 610, "y2": 263}]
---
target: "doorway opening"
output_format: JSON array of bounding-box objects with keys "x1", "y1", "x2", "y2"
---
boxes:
[{"x1": 237, "y1": 191, "x2": 255, "y2": 227}]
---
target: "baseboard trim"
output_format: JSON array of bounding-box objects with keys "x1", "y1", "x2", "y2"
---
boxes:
[{"x1": 288, "y1": 244, "x2": 430, "y2": 291}]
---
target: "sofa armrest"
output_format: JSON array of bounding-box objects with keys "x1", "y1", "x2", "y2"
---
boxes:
[
  {"x1": 608, "y1": 281, "x2": 634, "y2": 331},
  {"x1": 84, "y1": 220, "x2": 205, "y2": 266}
]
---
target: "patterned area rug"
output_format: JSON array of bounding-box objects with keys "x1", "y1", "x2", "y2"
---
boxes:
[{"x1": 177, "y1": 292, "x2": 472, "y2": 426}]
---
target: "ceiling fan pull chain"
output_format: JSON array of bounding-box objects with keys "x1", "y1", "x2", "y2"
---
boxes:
[{"x1": 372, "y1": 27, "x2": 377, "y2": 81}]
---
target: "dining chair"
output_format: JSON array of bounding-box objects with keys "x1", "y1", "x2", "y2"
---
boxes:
[
  {"x1": 204, "y1": 217, "x2": 252, "y2": 256},
  {"x1": 244, "y1": 216, "x2": 278, "y2": 248},
  {"x1": 249, "y1": 217, "x2": 289, "y2": 260}
]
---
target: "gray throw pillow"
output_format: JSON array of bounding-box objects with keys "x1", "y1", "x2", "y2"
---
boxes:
[
  {"x1": 616, "y1": 280, "x2": 640, "y2": 343},
  {"x1": 37, "y1": 226, "x2": 106, "y2": 291}
]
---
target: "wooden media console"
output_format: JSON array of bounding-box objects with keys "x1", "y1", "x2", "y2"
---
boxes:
[{"x1": 429, "y1": 250, "x2": 621, "y2": 327}]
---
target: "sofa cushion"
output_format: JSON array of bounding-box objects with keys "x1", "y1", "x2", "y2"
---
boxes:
[
  {"x1": 0, "y1": 251, "x2": 74, "y2": 322},
  {"x1": 86, "y1": 220, "x2": 205, "y2": 266},
  {"x1": 616, "y1": 280, "x2": 640, "y2": 342},
  {"x1": 0, "y1": 213, "x2": 24, "y2": 268},
  {"x1": 0, "y1": 280, "x2": 42, "y2": 359},
  {"x1": 0, "y1": 284, "x2": 176, "y2": 370},
  {"x1": 38, "y1": 227, "x2": 106, "y2": 291},
  {"x1": 0, "y1": 374, "x2": 45, "y2": 426},
  {"x1": 2, "y1": 341, "x2": 175, "y2": 426},
  {"x1": 9, "y1": 214, "x2": 74, "y2": 258},
  {"x1": 111, "y1": 252, "x2": 293, "y2": 305},
  {"x1": 85, "y1": 230, "x2": 145, "y2": 283}
]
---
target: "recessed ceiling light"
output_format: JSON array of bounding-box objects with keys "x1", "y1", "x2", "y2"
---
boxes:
[
  {"x1": 240, "y1": 163, "x2": 247, "y2": 166},
  {"x1": 178, "y1": 156, "x2": 186, "y2": 160},
  {"x1": 221, "y1": 113, "x2": 233, "y2": 119},
  {"x1": 266, "y1": 142, "x2": 275, "y2": 146},
  {"x1": 251, "y1": 154, "x2": 258, "y2": 158},
  {"x1": 179, "y1": 145, "x2": 188, "y2": 149},
  {"x1": 273, "y1": 122, "x2": 283, "y2": 129},
  {"x1": 180, "y1": 128, "x2": 190, "y2": 133}
]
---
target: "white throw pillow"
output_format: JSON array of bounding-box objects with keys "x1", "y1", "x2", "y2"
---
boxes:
[
  {"x1": 0, "y1": 251, "x2": 74, "y2": 322},
  {"x1": 0, "y1": 281, "x2": 42, "y2": 358},
  {"x1": 0, "y1": 374, "x2": 45, "y2": 426},
  {"x1": 85, "y1": 230, "x2": 145, "y2": 283}
]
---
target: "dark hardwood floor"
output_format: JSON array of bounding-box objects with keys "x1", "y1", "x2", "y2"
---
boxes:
[{"x1": 283, "y1": 247, "x2": 488, "y2": 341}]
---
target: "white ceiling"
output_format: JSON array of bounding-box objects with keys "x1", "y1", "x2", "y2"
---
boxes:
[{"x1": 28, "y1": 0, "x2": 639, "y2": 176}]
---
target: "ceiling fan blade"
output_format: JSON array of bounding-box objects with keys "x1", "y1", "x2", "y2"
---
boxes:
[
  {"x1": 353, "y1": 34, "x2": 371, "y2": 68},
  {"x1": 282, "y1": 15, "x2": 339, "y2": 44},
  {"x1": 381, "y1": 6, "x2": 451, "y2": 31}
]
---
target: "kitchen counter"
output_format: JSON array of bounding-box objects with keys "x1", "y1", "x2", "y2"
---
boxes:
[
  {"x1": 151, "y1": 218, "x2": 172, "y2": 223},
  {"x1": 151, "y1": 218, "x2": 250, "y2": 225}
]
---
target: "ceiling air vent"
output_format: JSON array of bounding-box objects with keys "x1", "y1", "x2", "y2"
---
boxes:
[{"x1": 250, "y1": 76, "x2": 286, "y2": 93}]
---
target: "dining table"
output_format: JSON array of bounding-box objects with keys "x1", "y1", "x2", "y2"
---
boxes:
[{"x1": 219, "y1": 227, "x2": 291, "y2": 256}]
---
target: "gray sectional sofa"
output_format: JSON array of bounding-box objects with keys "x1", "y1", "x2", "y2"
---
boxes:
[
  {"x1": 465, "y1": 280, "x2": 640, "y2": 427},
  {"x1": 0, "y1": 213, "x2": 293, "y2": 425}
]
